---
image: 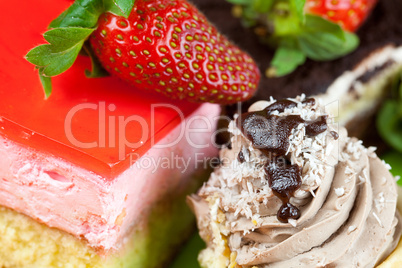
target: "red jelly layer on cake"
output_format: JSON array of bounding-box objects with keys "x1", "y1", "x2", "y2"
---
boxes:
[{"x1": 0, "y1": 0, "x2": 200, "y2": 178}]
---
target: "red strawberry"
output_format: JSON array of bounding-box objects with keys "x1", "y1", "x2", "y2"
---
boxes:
[
  {"x1": 305, "y1": 0, "x2": 378, "y2": 32},
  {"x1": 229, "y1": 0, "x2": 378, "y2": 77},
  {"x1": 89, "y1": 0, "x2": 260, "y2": 104},
  {"x1": 25, "y1": 0, "x2": 260, "y2": 103}
]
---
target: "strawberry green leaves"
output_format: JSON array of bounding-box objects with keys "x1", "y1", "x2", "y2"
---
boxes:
[
  {"x1": 49, "y1": 0, "x2": 104, "y2": 28},
  {"x1": 270, "y1": 13, "x2": 358, "y2": 76},
  {"x1": 297, "y1": 15, "x2": 359, "y2": 61},
  {"x1": 26, "y1": 28, "x2": 95, "y2": 76},
  {"x1": 82, "y1": 42, "x2": 109, "y2": 78},
  {"x1": 26, "y1": 27, "x2": 94, "y2": 97},
  {"x1": 25, "y1": 0, "x2": 136, "y2": 97},
  {"x1": 290, "y1": 0, "x2": 306, "y2": 22},
  {"x1": 112, "y1": 0, "x2": 135, "y2": 17},
  {"x1": 268, "y1": 41, "x2": 305, "y2": 77},
  {"x1": 226, "y1": 0, "x2": 361, "y2": 76},
  {"x1": 26, "y1": 27, "x2": 94, "y2": 98},
  {"x1": 228, "y1": 0, "x2": 274, "y2": 27},
  {"x1": 38, "y1": 71, "x2": 52, "y2": 99},
  {"x1": 103, "y1": 0, "x2": 135, "y2": 17},
  {"x1": 298, "y1": 31, "x2": 358, "y2": 61}
]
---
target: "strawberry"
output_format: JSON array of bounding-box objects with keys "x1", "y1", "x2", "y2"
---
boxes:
[
  {"x1": 228, "y1": 0, "x2": 378, "y2": 76},
  {"x1": 25, "y1": 0, "x2": 260, "y2": 104},
  {"x1": 90, "y1": 0, "x2": 260, "y2": 103},
  {"x1": 306, "y1": 0, "x2": 378, "y2": 32}
]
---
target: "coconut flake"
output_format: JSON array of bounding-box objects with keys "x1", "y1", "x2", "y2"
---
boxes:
[
  {"x1": 382, "y1": 160, "x2": 392, "y2": 170},
  {"x1": 347, "y1": 225, "x2": 357, "y2": 234},
  {"x1": 288, "y1": 219, "x2": 297, "y2": 227},
  {"x1": 374, "y1": 192, "x2": 385, "y2": 212},
  {"x1": 372, "y1": 212, "x2": 384, "y2": 228},
  {"x1": 335, "y1": 187, "x2": 345, "y2": 197}
]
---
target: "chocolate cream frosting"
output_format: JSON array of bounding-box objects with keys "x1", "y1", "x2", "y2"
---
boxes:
[{"x1": 189, "y1": 96, "x2": 402, "y2": 267}]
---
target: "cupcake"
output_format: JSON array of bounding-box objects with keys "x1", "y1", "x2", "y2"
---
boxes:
[{"x1": 189, "y1": 95, "x2": 402, "y2": 267}]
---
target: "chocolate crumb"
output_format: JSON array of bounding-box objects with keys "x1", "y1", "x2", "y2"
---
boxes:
[
  {"x1": 331, "y1": 131, "x2": 339, "y2": 140},
  {"x1": 238, "y1": 150, "x2": 245, "y2": 163}
]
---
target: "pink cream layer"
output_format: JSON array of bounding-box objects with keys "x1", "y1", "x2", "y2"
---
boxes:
[{"x1": 0, "y1": 103, "x2": 220, "y2": 252}]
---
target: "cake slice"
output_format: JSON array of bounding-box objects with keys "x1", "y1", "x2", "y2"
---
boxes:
[{"x1": 0, "y1": 0, "x2": 221, "y2": 267}]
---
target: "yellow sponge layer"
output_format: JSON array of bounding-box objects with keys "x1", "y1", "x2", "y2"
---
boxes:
[
  {"x1": 0, "y1": 190, "x2": 198, "y2": 268},
  {"x1": 0, "y1": 169, "x2": 203, "y2": 268},
  {"x1": 0, "y1": 206, "x2": 104, "y2": 268}
]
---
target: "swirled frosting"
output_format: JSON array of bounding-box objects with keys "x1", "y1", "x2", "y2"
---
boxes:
[{"x1": 189, "y1": 96, "x2": 401, "y2": 267}]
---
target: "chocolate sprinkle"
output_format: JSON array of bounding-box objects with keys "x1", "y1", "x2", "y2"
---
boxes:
[
  {"x1": 331, "y1": 131, "x2": 339, "y2": 140},
  {"x1": 238, "y1": 149, "x2": 245, "y2": 163}
]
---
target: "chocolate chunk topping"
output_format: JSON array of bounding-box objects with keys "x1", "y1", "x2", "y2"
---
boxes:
[
  {"x1": 239, "y1": 112, "x2": 305, "y2": 156},
  {"x1": 331, "y1": 131, "x2": 339, "y2": 140},
  {"x1": 302, "y1": 98, "x2": 316, "y2": 106},
  {"x1": 264, "y1": 99, "x2": 298, "y2": 114},
  {"x1": 238, "y1": 146, "x2": 250, "y2": 163},
  {"x1": 265, "y1": 158, "x2": 302, "y2": 222},
  {"x1": 237, "y1": 99, "x2": 328, "y2": 223},
  {"x1": 277, "y1": 203, "x2": 301, "y2": 223},
  {"x1": 238, "y1": 150, "x2": 245, "y2": 163},
  {"x1": 265, "y1": 158, "x2": 301, "y2": 199},
  {"x1": 265, "y1": 158, "x2": 302, "y2": 223},
  {"x1": 305, "y1": 116, "x2": 328, "y2": 136}
]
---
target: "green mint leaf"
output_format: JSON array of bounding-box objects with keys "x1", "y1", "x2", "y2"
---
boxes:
[
  {"x1": 269, "y1": 44, "x2": 306, "y2": 77},
  {"x1": 26, "y1": 27, "x2": 94, "y2": 77},
  {"x1": 82, "y1": 42, "x2": 109, "y2": 78},
  {"x1": 39, "y1": 69, "x2": 52, "y2": 98},
  {"x1": 377, "y1": 100, "x2": 402, "y2": 153},
  {"x1": 50, "y1": 0, "x2": 103, "y2": 28},
  {"x1": 112, "y1": 0, "x2": 135, "y2": 18},
  {"x1": 103, "y1": 0, "x2": 127, "y2": 17},
  {"x1": 303, "y1": 15, "x2": 345, "y2": 40},
  {"x1": 297, "y1": 16, "x2": 359, "y2": 61},
  {"x1": 290, "y1": 0, "x2": 306, "y2": 23}
]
